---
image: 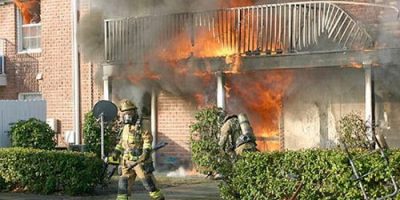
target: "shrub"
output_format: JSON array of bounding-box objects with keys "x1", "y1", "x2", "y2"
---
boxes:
[
  {"x1": 338, "y1": 113, "x2": 370, "y2": 149},
  {"x1": 0, "y1": 147, "x2": 104, "y2": 195},
  {"x1": 9, "y1": 118, "x2": 56, "y2": 150},
  {"x1": 83, "y1": 111, "x2": 119, "y2": 157},
  {"x1": 190, "y1": 107, "x2": 231, "y2": 175},
  {"x1": 220, "y1": 150, "x2": 400, "y2": 200},
  {"x1": 0, "y1": 176, "x2": 6, "y2": 191}
]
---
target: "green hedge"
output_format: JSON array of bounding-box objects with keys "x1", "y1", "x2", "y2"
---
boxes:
[
  {"x1": 83, "y1": 111, "x2": 118, "y2": 157},
  {"x1": 10, "y1": 118, "x2": 56, "y2": 150},
  {"x1": 220, "y1": 149, "x2": 400, "y2": 200},
  {"x1": 0, "y1": 148, "x2": 104, "y2": 195}
]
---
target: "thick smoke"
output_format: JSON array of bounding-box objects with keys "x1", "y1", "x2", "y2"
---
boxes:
[
  {"x1": 78, "y1": 0, "x2": 255, "y2": 110},
  {"x1": 374, "y1": 2, "x2": 400, "y2": 101}
]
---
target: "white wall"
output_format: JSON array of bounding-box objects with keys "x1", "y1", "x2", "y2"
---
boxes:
[{"x1": 283, "y1": 68, "x2": 365, "y2": 149}]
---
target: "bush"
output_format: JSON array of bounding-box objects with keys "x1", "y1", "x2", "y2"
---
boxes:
[
  {"x1": 0, "y1": 148, "x2": 104, "y2": 195},
  {"x1": 220, "y1": 150, "x2": 400, "y2": 200},
  {"x1": 10, "y1": 118, "x2": 56, "y2": 150},
  {"x1": 190, "y1": 107, "x2": 231, "y2": 175},
  {"x1": 83, "y1": 111, "x2": 119, "y2": 157},
  {"x1": 338, "y1": 113, "x2": 370, "y2": 149}
]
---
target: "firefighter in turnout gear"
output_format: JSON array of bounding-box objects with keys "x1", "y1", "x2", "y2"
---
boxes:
[
  {"x1": 113, "y1": 99, "x2": 164, "y2": 200},
  {"x1": 218, "y1": 112, "x2": 257, "y2": 156}
]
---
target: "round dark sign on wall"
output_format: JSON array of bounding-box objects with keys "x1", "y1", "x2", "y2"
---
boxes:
[{"x1": 93, "y1": 100, "x2": 118, "y2": 122}]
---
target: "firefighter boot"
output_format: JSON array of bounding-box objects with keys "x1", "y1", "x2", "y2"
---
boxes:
[
  {"x1": 116, "y1": 176, "x2": 129, "y2": 200},
  {"x1": 142, "y1": 175, "x2": 164, "y2": 200},
  {"x1": 149, "y1": 189, "x2": 165, "y2": 200}
]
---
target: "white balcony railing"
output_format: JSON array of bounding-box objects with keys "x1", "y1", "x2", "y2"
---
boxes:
[{"x1": 103, "y1": 2, "x2": 399, "y2": 63}]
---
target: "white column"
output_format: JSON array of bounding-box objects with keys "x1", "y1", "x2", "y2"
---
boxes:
[
  {"x1": 151, "y1": 89, "x2": 158, "y2": 166},
  {"x1": 364, "y1": 61, "x2": 374, "y2": 142},
  {"x1": 216, "y1": 71, "x2": 226, "y2": 110},
  {"x1": 102, "y1": 64, "x2": 114, "y2": 100},
  {"x1": 103, "y1": 76, "x2": 110, "y2": 100}
]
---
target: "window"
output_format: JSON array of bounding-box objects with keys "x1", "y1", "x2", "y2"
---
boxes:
[
  {"x1": 15, "y1": 0, "x2": 41, "y2": 53},
  {"x1": 0, "y1": 39, "x2": 4, "y2": 74},
  {"x1": 18, "y1": 92, "x2": 42, "y2": 100}
]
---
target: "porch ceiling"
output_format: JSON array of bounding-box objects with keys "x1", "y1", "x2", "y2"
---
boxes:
[
  {"x1": 203, "y1": 48, "x2": 400, "y2": 71},
  {"x1": 105, "y1": 48, "x2": 400, "y2": 71}
]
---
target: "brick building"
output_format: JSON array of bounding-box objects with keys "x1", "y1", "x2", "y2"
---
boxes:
[
  {"x1": 1, "y1": 0, "x2": 400, "y2": 169},
  {"x1": 0, "y1": 0, "x2": 195, "y2": 167},
  {"x1": 0, "y1": 0, "x2": 102, "y2": 147}
]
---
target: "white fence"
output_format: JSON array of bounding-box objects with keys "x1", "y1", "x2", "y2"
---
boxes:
[{"x1": 0, "y1": 100, "x2": 46, "y2": 147}]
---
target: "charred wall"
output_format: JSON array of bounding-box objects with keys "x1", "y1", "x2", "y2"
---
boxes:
[{"x1": 284, "y1": 66, "x2": 400, "y2": 150}]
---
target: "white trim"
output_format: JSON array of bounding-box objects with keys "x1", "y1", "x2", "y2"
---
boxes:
[
  {"x1": 71, "y1": 0, "x2": 81, "y2": 144},
  {"x1": 16, "y1": 10, "x2": 42, "y2": 53},
  {"x1": 0, "y1": 39, "x2": 4, "y2": 74},
  {"x1": 16, "y1": 9, "x2": 23, "y2": 52},
  {"x1": 17, "y1": 49, "x2": 42, "y2": 54},
  {"x1": 18, "y1": 92, "x2": 43, "y2": 100}
]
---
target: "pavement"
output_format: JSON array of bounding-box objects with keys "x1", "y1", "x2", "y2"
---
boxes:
[{"x1": 0, "y1": 175, "x2": 222, "y2": 200}]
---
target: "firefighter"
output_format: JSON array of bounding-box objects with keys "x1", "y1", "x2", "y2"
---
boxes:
[
  {"x1": 218, "y1": 112, "x2": 257, "y2": 156},
  {"x1": 112, "y1": 99, "x2": 164, "y2": 200}
]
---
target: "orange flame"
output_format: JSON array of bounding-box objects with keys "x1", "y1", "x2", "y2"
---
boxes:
[
  {"x1": 156, "y1": 32, "x2": 192, "y2": 61},
  {"x1": 14, "y1": 0, "x2": 41, "y2": 24},
  {"x1": 218, "y1": 0, "x2": 255, "y2": 8},
  {"x1": 227, "y1": 70, "x2": 293, "y2": 151},
  {"x1": 348, "y1": 61, "x2": 362, "y2": 69},
  {"x1": 193, "y1": 28, "x2": 235, "y2": 58},
  {"x1": 225, "y1": 54, "x2": 242, "y2": 73},
  {"x1": 126, "y1": 63, "x2": 160, "y2": 84}
]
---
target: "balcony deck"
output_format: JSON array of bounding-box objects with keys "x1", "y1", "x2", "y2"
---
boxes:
[{"x1": 103, "y1": 2, "x2": 400, "y2": 70}]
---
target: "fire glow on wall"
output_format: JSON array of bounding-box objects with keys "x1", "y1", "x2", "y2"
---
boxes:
[{"x1": 13, "y1": 0, "x2": 41, "y2": 24}]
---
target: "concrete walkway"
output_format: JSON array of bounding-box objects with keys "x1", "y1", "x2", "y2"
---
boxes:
[{"x1": 0, "y1": 176, "x2": 221, "y2": 200}]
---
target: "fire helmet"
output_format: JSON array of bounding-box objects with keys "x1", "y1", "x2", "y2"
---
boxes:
[{"x1": 119, "y1": 99, "x2": 137, "y2": 112}]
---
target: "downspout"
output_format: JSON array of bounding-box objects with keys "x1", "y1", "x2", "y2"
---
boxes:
[{"x1": 72, "y1": 0, "x2": 81, "y2": 144}]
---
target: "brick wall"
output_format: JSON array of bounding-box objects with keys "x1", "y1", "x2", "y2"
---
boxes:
[
  {"x1": 38, "y1": 0, "x2": 74, "y2": 145},
  {"x1": 0, "y1": 0, "x2": 105, "y2": 145},
  {"x1": 0, "y1": 3, "x2": 40, "y2": 99},
  {"x1": 157, "y1": 91, "x2": 197, "y2": 168}
]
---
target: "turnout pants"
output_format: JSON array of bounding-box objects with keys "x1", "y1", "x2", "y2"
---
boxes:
[{"x1": 116, "y1": 161, "x2": 164, "y2": 200}]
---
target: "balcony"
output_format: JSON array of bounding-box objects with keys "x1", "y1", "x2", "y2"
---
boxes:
[{"x1": 102, "y1": 2, "x2": 400, "y2": 64}]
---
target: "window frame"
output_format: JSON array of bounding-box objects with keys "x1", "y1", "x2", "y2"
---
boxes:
[
  {"x1": 16, "y1": 9, "x2": 42, "y2": 53},
  {"x1": 18, "y1": 92, "x2": 43, "y2": 100}
]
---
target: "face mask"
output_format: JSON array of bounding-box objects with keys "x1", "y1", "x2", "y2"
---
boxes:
[{"x1": 123, "y1": 114, "x2": 134, "y2": 124}]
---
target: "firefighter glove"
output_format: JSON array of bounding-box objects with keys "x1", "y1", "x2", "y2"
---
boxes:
[
  {"x1": 139, "y1": 148, "x2": 151, "y2": 162},
  {"x1": 111, "y1": 149, "x2": 122, "y2": 160}
]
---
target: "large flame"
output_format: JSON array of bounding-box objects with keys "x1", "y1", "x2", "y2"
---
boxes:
[
  {"x1": 113, "y1": 1, "x2": 296, "y2": 145},
  {"x1": 227, "y1": 70, "x2": 293, "y2": 151},
  {"x1": 193, "y1": 28, "x2": 236, "y2": 58},
  {"x1": 14, "y1": 0, "x2": 41, "y2": 24}
]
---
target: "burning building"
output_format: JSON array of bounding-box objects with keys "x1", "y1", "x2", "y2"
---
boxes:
[
  {"x1": 87, "y1": 1, "x2": 400, "y2": 167},
  {"x1": 2, "y1": 0, "x2": 400, "y2": 169},
  {"x1": 96, "y1": 0, "x2": 400, "y2": 166}
]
